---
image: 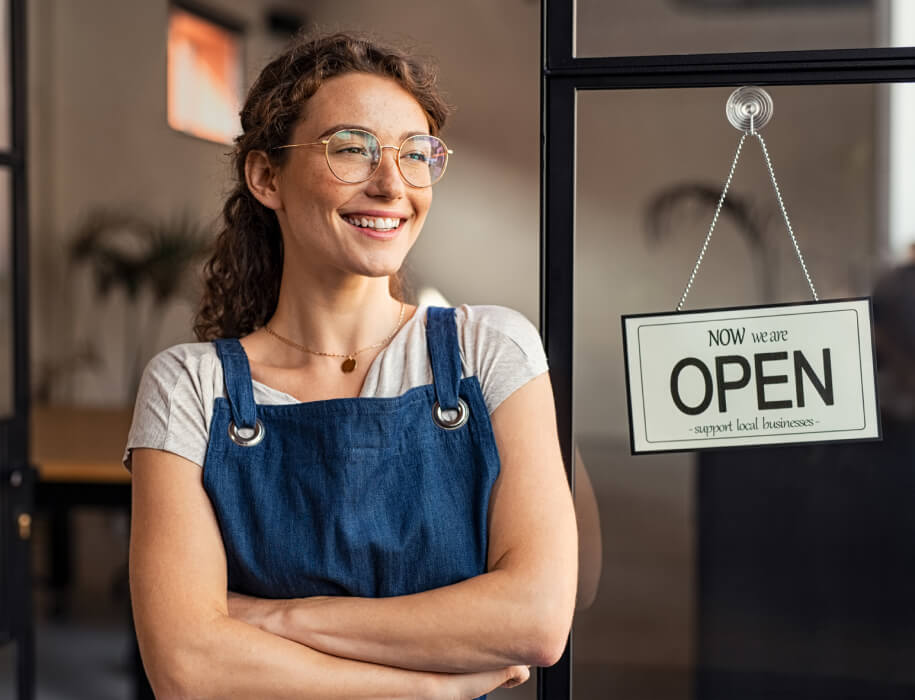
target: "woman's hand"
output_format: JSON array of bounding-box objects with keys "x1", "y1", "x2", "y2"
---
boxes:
[
  {"x1": 499, "y1": 665, "x2": 530, "y2": 689},
  {"x1": 226, "y1": 592, "x2": 266, "y2": 629},
  {"x1": 227, "y1": 592, "x2": 330, "y2": 639},
  {"x1": 228, "y1": 592, "x2": 529, "y2": 699},
  {"x1": 435, "y1": 665, "x2": 530, "y2": 699}
]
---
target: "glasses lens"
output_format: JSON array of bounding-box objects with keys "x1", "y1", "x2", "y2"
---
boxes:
[
  {"x1": 325, "y1": 130, "x2": 380, "y2": 183},
  {"x1": 399, "y1": 135, "x2": 448, "y2": 187}
]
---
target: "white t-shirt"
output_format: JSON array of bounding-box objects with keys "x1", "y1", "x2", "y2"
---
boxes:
[{"x1": 123, "y1": 305, "x2": 549, "y2": 470}]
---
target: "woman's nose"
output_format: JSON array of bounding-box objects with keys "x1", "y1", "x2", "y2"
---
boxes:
[{"x1": 368, "y1": 147, "x2": 406, "y2": 198}]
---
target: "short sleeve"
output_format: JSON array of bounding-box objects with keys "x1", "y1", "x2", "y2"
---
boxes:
[
  {"x1": 457, "y1": 305, "x2": 549, "y2": 414},
  {"x1": 122, "y1": 343, "x2": 215, "y2": 471}
]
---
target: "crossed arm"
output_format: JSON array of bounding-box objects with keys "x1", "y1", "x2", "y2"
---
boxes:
[{"x1": 130, "y1": 372, "x2": 577, "y2": 697}]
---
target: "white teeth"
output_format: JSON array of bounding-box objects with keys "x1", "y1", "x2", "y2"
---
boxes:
[{"x1": 343, "y1": 215, "x2": 403, "y2": 230}]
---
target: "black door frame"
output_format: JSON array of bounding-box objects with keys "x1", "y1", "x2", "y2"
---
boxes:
[
  {"x1": 1, "y1": 0, "x2": 32, "y2": 697},
  {"x1": 539, "y1": 2, "x2": 915, "y2": 698}
]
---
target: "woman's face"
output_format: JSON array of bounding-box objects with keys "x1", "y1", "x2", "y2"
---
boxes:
[{"x1": 271, "y1": 72, "x2": 435, "y2": 283}]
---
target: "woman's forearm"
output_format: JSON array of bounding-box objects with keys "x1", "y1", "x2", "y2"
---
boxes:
[
  {"x1": 145, "y1": 610, "x2": 436, "y2": 699},
  {"x1": 144, "y1": 609, "x2": 525, "y2": 699},
  {"x1": 231, "y1": 567, "x2": 572, "y2": 674}
]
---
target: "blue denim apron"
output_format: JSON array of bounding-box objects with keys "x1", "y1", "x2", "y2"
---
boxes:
[{"x1": 203, "y1": 307, "x2": 500, "y2": 695}]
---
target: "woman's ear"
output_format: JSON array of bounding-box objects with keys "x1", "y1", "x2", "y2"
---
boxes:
[{"x1": 245, "y1": 150, "x2": 283, "y2": 210}]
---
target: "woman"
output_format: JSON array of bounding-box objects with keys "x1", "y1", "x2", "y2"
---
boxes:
[{"x1": 126, "y1": 31, "x2": 577, "y2": 699}]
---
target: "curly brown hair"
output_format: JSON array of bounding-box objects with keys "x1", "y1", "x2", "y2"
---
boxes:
[{"x1": 193, "y1": 31, "x2": 452, "y2": 341}]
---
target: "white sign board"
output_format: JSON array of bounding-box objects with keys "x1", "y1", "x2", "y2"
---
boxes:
[{"x1": 622, "y1": 299, "x2": 880, "y2": 453}]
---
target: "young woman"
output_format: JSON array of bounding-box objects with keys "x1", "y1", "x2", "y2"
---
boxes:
[{"x1": 125, "y1": 32, "x2": 577, "y2": 699}]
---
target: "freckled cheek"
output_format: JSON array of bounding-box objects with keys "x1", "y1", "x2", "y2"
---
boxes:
[
  {"x1": 412, "y1": 193, "x2": 433, "y2": 226},
  {"x1": 407, "y1": 217, "x2": 428, "y2": 246}
]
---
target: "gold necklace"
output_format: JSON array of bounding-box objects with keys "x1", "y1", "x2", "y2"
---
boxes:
[{"x1": 264, "y1": 301, "x2": 406, "y2": 373}]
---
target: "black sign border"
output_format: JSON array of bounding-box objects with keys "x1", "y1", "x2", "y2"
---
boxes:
[{"x1": 621, "y1": 297, "x2": 882, "y2": 456}]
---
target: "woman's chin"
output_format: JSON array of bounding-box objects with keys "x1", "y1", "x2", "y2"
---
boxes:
[{"x1": 352, "y1": 253, "x2": 411, "y2": 279}]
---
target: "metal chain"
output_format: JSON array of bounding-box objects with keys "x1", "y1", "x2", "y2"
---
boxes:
[
  {"x1": 676, "y1": 133, "x2": 748, "y2": 311},
  {"x1": 676, "y1": 130, "x2": 818, "y2": 311},
  {"x1": 754, "y1": 132, "x2": 818, "y2": 302}
]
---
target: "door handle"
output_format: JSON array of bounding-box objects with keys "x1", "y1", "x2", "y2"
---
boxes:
[{"x1": 17, "y1": 512, "x2": 31, "y2": 540}]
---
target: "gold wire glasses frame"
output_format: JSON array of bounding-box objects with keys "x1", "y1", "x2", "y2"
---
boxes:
[{"x1": 273, "y1": 128, "x2": 453, "y2": 188}]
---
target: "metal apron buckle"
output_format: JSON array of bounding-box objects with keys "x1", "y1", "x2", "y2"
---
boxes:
[
  {"x1": 431, "y1": 398, "x2": 469, "y2": 431},
  {"x1": 228, "y1": 418, "x2": 266, "y2": 447}
]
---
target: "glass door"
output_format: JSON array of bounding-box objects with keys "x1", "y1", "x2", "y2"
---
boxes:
[
  {"x1": 542, "y1": 1, "x2": 915, "y2": 697},
  {"x1": 571, "y1": 82, "x2": 910, "y2": 699}
]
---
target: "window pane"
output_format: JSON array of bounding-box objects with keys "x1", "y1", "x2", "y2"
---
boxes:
[
  {"x1": 573, "y1": 83, "x2": 915, "y2": 698},
  {"x1": 575, "y1": 0, "x2": 882, "y2": 58},
  {"x1": 167, "y1": 5, "x2": 242, "y2": 145}
]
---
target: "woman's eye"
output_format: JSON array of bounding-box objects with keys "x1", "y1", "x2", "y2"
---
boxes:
[
  {"x1": 337, "y1": 146, "x2": 371, "y2": 157},
  {"x1": 402, "y1": 151, "x2": 429, "y2": 163}
]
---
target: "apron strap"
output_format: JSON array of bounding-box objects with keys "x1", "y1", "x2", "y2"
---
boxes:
[
  {"x1": 213, "y1": 338, "x2": 258, "y2": 430},
  {"x1": 426, "y1": 307, "x2": 461, "y2": 410}
]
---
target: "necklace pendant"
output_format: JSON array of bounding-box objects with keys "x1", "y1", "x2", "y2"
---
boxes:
[{"x1": 341, "y1": 356, "x2": 357, "y2": 373}]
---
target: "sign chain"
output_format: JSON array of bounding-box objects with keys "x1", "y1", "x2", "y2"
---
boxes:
[
  {"x1": 676, "y1": 130, "x2": 818, "y2": 311},
  {"x1": 755, "y1": 133, "x2": 819, "y2": 303},
  {"x1": 676, "y1": 133, "x2": 748, "y2": 312}
]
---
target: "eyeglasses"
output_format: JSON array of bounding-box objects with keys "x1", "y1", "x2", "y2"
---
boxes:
[{"x1": 273, "y1": 129, "x2": 453, "y2": 188}]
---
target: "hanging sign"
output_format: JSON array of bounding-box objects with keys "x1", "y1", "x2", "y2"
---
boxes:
[
  {"x1": 621, "y1": 87, "x2": 881, "y2": 454},
  {"x1": 622, "y1": 298, "x2": 880, "y2": 453}
]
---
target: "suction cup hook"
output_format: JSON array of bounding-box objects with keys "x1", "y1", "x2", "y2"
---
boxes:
[{"x1": 726, "y1": 86, "x2": 773, "y2": 133}]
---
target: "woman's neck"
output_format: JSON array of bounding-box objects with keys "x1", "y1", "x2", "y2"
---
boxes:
[{"x1": 266, "y1": 274, "x2": 405, "y2": 361}]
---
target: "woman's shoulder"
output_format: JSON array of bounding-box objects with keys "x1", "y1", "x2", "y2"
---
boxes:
[
  {"x1": 143, "y1": 341, "x2": 221, "y2": 381},
  {"x1": 452, "y1": 304, "x2": 544, "y2": 356},
  {"x1": 449, "y1": 304, "x2": 549, "y2": 413},
  {"x1": 455, "y1": 303, "x2": 537, "y2": 329},
  {"x1": 136, "y1": 341, "x2": 224, "y2": 412},
  {"x1": 125, "y1": 341, "x2": 221, "y2": 471}
]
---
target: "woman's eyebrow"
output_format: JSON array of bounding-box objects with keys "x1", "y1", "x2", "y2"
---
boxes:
[
  {"x1": 317, "y1": 123, "x2": 368, "y2": 138},
  {"x1": 317, "y1": 124, "x2": 430, "y2": 140}
]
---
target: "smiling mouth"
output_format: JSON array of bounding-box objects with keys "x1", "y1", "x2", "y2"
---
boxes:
[{"x1": 341, "y1": 214, "x2": 405, "y2": 233}]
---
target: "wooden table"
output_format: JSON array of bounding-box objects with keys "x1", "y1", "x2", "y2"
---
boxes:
[{"x1": 31, "y1": 404, "x2": 133, "y2": 485}]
